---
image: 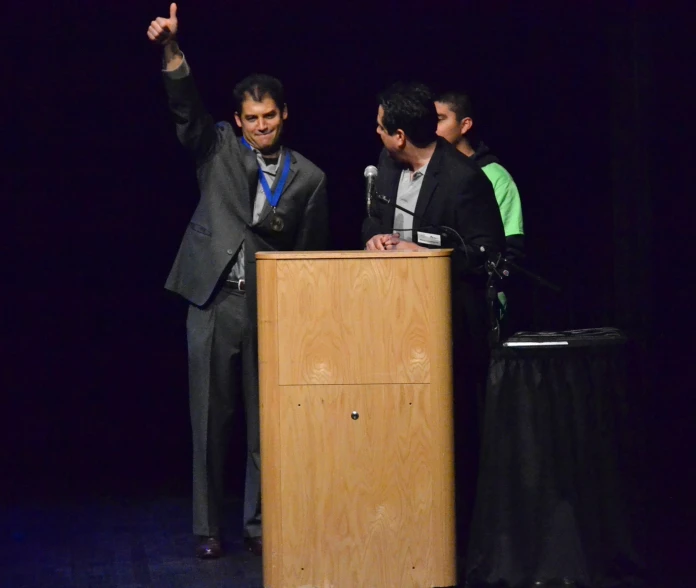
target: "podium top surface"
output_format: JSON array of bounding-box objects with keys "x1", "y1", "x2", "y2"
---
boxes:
[{"x1": 256, "y1": 249, "x2": 453, "y2": 260}]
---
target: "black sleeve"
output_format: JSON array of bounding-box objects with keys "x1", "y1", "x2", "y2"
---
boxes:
[
  {"x1": 451, "y1": 170, "x2": 506, "y2": 275},
  {"x1": 505, "y1": 234, "x2": 525, "y2": 263},
  {"x1": 361, "y1": 199, "x2": 390, "y2": 246}
]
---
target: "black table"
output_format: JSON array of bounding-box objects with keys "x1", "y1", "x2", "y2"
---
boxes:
[{"x1": 465, "y1": 330, "x2": 645, "y2": 588}]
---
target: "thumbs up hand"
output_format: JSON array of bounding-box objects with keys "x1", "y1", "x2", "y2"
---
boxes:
[{"x1": 147, "y1": 3, "x2": 178, "y2": 45}]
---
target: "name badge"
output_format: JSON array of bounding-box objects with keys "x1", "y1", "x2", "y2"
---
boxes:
[{"x1": 417, "y1": 232, "x2": 442, "y2": 246}]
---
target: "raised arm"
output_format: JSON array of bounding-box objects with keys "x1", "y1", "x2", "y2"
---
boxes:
[{"x1": 147, "y1": 3, "x2": 218, "y2": 162}]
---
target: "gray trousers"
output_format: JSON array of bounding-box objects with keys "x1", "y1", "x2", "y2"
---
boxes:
[{"x1": 186, "y1": 285, "x2": 261, "y2": 538}]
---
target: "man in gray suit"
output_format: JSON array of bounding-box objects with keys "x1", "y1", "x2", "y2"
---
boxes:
[{"x1": 147, "y1": 3, "x2": 329, "y2": 559}]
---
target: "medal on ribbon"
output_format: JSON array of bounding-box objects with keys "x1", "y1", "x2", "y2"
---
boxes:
[
  {"x1": 241, "y1": 137, "x2": 291, "y2": 232},
  {"x1": 270, "y1": 215, "x2": 284, "y2": 231}
]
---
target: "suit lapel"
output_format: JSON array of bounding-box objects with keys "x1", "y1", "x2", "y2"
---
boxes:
[
  {"x1": 240, "y1": 144, "x2": 258, "y2": 222},
  {"x1": 412, "y1": 141, "x2": 444, "y2": 231},
  {"x1": 280, "y1": 149, "x2": 299, "y2": 193}
]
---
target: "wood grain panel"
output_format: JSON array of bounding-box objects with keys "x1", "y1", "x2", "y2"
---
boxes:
[
  {"x1": 278, "y1": 385, "x2": 455, "y2": 588},
  {"x1": 276, "y1": 258, "x2": 445, "y2": 386},
  {"x1": 257, "y1": 252, "x2": 456, "y2": 587},
  {"x1": 423, "y1": 256, "x2": 456, "y2": 578},
  {"x1": 257, "y1": 259, "x2": 283, "y2": 587}
]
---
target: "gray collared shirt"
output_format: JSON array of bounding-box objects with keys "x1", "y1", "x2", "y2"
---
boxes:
[
  {"x1": 394, "y1": 164, "x2": 428, "y2": 242},
  {"x1": 228, "y1": 149, "x2": 285, "y2": 281}
]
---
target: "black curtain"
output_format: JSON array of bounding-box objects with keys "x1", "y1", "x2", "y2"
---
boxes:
[{"x1": 3, "y1": 2, "x2": 690, "y2": 582}]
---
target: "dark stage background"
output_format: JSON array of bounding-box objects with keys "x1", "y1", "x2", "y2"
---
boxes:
[{"x1": 3, "y1": 2, "x2": 692, "y2": 584}]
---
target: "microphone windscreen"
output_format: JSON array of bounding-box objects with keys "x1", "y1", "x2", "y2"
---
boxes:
[{"x1": 364, "y1": 165, "x2": 378, "y2": 178}]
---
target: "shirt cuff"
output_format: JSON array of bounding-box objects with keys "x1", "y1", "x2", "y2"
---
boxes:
[{"x1": 162, "y1": 53, "x2": 190, "y2": 79}]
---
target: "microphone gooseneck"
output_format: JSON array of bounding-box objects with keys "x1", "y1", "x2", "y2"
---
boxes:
[{"x1": 364, "y1": 165, "x2": 378, "y2": 217}]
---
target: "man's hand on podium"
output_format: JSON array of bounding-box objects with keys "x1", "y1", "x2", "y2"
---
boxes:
[
  {"x1": 388, "y1": 233, "x2": 424, "y2": 251},
  {"x1": 365, "y1": 234, "x2": 396, "y2": 251},
  {"x1": 365, "y1": 232, "x2": 426, "y2": 251}
]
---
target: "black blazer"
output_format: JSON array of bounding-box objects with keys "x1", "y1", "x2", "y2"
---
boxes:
[
  {"x1": 362, "y1": 138, "x2": 505, "y2": 279},
  {"x1": 362, "y1": 139, "x2": 505, "y2": 355},
  {"x1": 162, "y1": 72, "x2": 328, "y2": 309}
]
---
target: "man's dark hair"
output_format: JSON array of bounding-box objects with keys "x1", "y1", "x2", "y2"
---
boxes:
[
  {"x1": 233, "y1": 74, "x2": 286, "y2": 113},
  {"x1": 378, "y1": 82, "x2": 438, "y2": 148},
  {"x1": 437, "y1": 91, "x2": 474, "y2": 122}
]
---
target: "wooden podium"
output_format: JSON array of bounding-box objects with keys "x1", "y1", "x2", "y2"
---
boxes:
[{"x1": 256, "y1": 250, "x2": 456, "y2": 588}]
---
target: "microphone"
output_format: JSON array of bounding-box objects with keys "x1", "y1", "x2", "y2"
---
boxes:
[{"x1": 364, "y1": 165, "x2": 378, "y2": 217}]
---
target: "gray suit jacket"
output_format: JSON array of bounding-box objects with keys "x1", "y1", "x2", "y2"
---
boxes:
[{"x1": 162, "y1": 71, "x2": 328, "y2": 309}]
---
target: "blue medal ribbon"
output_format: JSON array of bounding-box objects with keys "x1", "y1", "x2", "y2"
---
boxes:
[{"x1": 241, "y1": 137, "x2": 291, "y2": 209}]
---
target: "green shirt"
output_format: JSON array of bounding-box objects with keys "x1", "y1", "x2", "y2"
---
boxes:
[{"x1": 481, "y1": 162, "x2": 524, "y2": 237}]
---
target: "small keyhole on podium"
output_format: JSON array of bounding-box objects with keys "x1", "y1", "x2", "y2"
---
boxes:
[
  {"x1": 351, "y1": 411, "x2": 359, "y2": 420},
  {"x1": 297, "y1": 404, "x2": 301, "y2": 407}
]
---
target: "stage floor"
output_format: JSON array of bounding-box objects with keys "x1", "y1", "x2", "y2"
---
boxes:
[{"x1": 1, "y1": 495, "x2": 263, "y2": 588}]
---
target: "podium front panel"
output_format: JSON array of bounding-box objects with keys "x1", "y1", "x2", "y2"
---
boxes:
[
  {"x1": 257, "y1": 252, "x2": 456, "y2": 588},
  {"x1": 277, "y1": 383, "x2": 454, "y2": 587},
  {"x1": 276, "y1": 258, "x2": 433, "y2": 386}
]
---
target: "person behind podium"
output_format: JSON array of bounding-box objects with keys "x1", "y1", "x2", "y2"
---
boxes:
[
  {"x1": 361, "y1": 82, "x2": 505, "y2": 550},
  {"x1": 435, "y1": 91, "x2": 524, "y2": 263},
  {"x1": 435, "y1": 91, "x2": 525, "y2": 330},
  {"x1": 362, "y1": 82, "x2": 504, "y2": 358},
  {"x1": 147, "y1": 3, "x2": 329, "y2": 560}
]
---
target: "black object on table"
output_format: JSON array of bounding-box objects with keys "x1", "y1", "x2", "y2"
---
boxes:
[{"x1": 465, "y1": 328, "x2": 645, "y2": 588}]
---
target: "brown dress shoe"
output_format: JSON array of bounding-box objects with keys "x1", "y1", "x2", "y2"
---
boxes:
[
  {"x1": 195, "y1": 536, "x2": 223, "y2": 559},
  {"x1": 244, "y1": 536, "x2": 262, "y2": 556}
]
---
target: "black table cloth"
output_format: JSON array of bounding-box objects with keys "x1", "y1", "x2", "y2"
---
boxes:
[{"x1": 465, "y1": 330, "x2": 645, "y2": 588}]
